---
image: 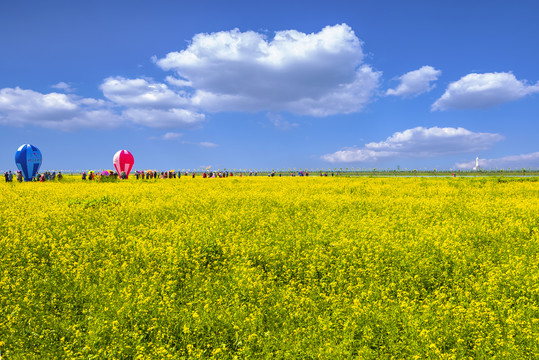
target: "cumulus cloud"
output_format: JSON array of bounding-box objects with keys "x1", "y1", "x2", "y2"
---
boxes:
[
  {"x1": 2, "y1": 24, "x2": 382, "y2": 131},
  {"x1": 100, "y1": 77, "x2": 205, "y2": 128},
  {"x1": 0, "y1": 87, "x2": 123, "y2": 130},
  {"x1": 322, "y1": 126, "x2": 504, "y2": 163},
  {"x1": 386, "y1": 66, "x2": 441, "y2": 97},
  {"x1": 101, "y1": 77, "x2": 189, "y2": 108},
  {"x1": 0, "y1": 80, "x2": 204, "y2": 130},
  {"x1": 455, "y1": 152, "x2": 539, "y2": 170},
  {"x1": 432, "y1": 72, "x2": 539, "y2": 110},
  {"x1": 155, "y1": 24, "x2": 381, "y2": 115}
]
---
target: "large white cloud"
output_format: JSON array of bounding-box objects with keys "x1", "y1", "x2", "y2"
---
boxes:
[
  {"x1": 322, "y1": 126, "x2": 504, "y2": 163},
  {"x1": 386, "y1": 65, "x2": 441, "y2": 97},
  {"x1": 1, "y1": 24, "x2": 380, "y2": 131},
  {"x1": 456, "y1": 152, "x2": 539, "y2": 170},
  {"x1": 0, "y1": 87, "x2": 123, "y2": 130},
  {"x1": 155, "y1": 24, "x2": 381, "y2": 115},
  {"x1": 432, "y1": 72, "x2": 539, "y2": 110}
]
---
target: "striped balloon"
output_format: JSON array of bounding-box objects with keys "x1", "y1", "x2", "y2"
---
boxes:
[
  {"x1": 113, "y1": 150, "x2": 134, "y2": 179},
  {"x1": 15, "y1": 144, "x2": 42, "y2": 181}
]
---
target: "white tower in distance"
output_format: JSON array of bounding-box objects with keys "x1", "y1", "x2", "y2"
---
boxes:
[{"x1": 473, "y1": 156, "x2": 479, "y2": 170}]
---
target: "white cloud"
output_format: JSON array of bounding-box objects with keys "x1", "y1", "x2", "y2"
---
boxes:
[
  {"x1": 386, "y1": 66, "x2": 441, "y2": 97},
  {"x1": 199, "y1": 141, "x2": 218, "y2": 148},
  {"x1": 432, "y1": 72, "x2": 539, "y2": 110},
  {"x1": 123, "y1": 108, "x2": 204, "y2": 128},
  {"x1": 0, "y1": 84, "x2": 202, "y2": 130},
  {"x1": 322, "y1": 126, "x2": 504, "y2": 163},
  {"x1": 100, "y1": 77, "x2": 205, "y2": 128},
  {"x1": 165, "y1": 76, "x2": 192, "y2": 88},
  {"x1": 456, "y1": 152, "x2": 539, "y2": 170},
  {"x1": 162, "y1": 132, "x2": 182, "y2": 140},
  {"x1": 1, "y1": 24, "x2": 382, "y2": 131},
  {"x1": 101, "y1": 77, "x2": 189, "y2": 108},
  {"x1": 0, "y1": 87, "x2": 123, "y2": 130},
  {"x1": 155, "y1": 24, "x2": 381, "y2": 115},
  {"x1": 51, "y1": 81, "x2": 75, "y2": 93}
]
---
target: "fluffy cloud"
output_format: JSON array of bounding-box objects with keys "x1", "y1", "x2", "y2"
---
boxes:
[
  {"x1": 1, "y1": 24, "x2": 381, "y2": 131},
  {"x1": 455, "y1": 152, "x2": 539, "y2": 170},
  {"x1": 101, "y1": 77, "x2": 205, "y2": 128},
  {"x1": 0, "y1": 87, "x2": 123, "y2": 130},
  {"x1": 386, "y1": 66, "x2": 441, "y2": 97},
  {"x1": 432, "y1": 72, "x2": 539, "y2": 110},
  {"x1": 156, "y1": 24, "x2": 381, "y2": 115},
  {"x1": 322, "y1": 126, "x2": 504, "y2": 163},
  {"x1": 0, "y1": 80, "x2": 204, "y2": 130},
  {"x1": 101, "y1": 77, "x2": 189, "y2": 108}
]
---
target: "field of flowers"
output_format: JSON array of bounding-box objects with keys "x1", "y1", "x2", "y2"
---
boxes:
[{"x1": 1, "y1": 176, "x2": 538, "y2": 359}]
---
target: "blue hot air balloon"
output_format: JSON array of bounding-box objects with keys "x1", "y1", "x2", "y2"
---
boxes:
[{"x1": 15, "y1": 144, "x2": 42, "y2": 181}]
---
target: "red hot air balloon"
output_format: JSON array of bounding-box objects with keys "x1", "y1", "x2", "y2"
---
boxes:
[{"x1": 113, "y1": 150, "x2": 134, "y2": 179}]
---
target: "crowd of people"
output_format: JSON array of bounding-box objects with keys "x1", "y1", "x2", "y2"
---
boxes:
[
  {"x1": 3, "y1": 169, "x2": 335, "y2": 183},
  {"x1": 81, "y1": 170, "x2": 181, "y2": 180},
  {"x1": 4, "y1": 170, "x2": 63, "y2": 182},
  {"x1": 78, "y1": 169, "x2": 315, "y2": 180}
]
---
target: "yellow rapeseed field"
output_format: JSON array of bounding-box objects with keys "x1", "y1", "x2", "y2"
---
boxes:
[{"x1": 1, "y1": 176, "x2": 539, "y2": 359}]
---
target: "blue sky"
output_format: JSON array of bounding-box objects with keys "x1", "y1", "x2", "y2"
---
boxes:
[{"x1": 1, "y1": 0, "x2": 538, "y2": 172}]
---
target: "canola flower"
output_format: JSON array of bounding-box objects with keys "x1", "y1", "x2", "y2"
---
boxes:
[{"x1": 0, "y1": 176, "x2": 538, "y2": 359}]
